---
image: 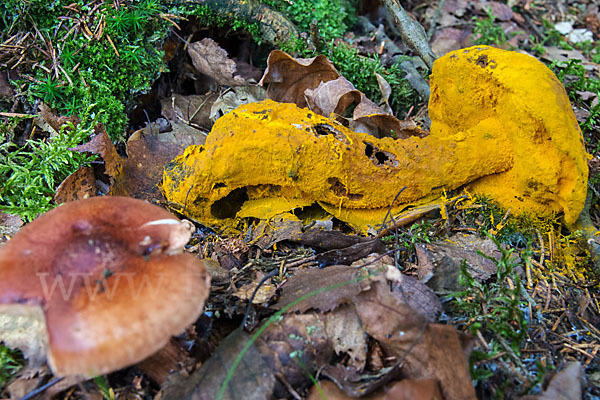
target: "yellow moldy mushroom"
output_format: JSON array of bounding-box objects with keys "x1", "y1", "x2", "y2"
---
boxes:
[{"x1": 162, "y1": 46, "x2": 587, "y2": 230}]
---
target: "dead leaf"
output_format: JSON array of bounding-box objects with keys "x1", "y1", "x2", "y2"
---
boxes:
[
  {"x1": 255, "y1": 312, "x2": 332, "y2": 397},
  {"x1": 375, "y1": 72, "x2": 393, "y2": 114},
  {"x1": 160, "y1": 93, "x2": 218, "y2": 130},
  {"x1": 249, "y1": 214, "x2": 303, "y2": 250},
  {"x1": 431, "y1": 27, "x2": 473, "y2": 56},
  {"x1": 209, "y1": 86, "x2": 267, "y2": 122},
  {"x1": 109, "y1": 123, "x2": 206, "y2": 200},
  {"x1": 0, "y1": 212, "x2": 23, "y2": 244},
  {"x1": 54, "y1": 166, "x2": 97, "y2": 204},
  {"x1": 307, "y1": 378, "x2": 443, "y2": 400},
  {"x1": 415, "y1": 234, "x2": 512, "y2": 293},
  {"x1": 234, "y1": 271, "x2": 277, "y2": 305},
  {"x1": 584, "y1": 7, "x2": 600, "y2": 36},
  {"x1": 323, "y1": 304, "x2": 367, "y2": 371},
  {"x1": 187, "y1": 38, "x2": 248, "y2": 86},
  {"x1": 275, "y1": 265, "x2": 363, "y2": 313},
  {"x1": 350, "y1": 93, "x2": 424, "y2": 138},
  {"x1": 474, "y1": 1, "x2": 513, "y2": 21},
  {"x1": 158, "y1": 328, "x2": 275, "y2": 400},
  {"x1": 304, "y1": 77, "x2": 362, "y2": 117},
  {"x1": 353, "y1": 281, "x2": 476, "y2": 400},
  {"x1": 215, "y1": 237, "x2": 249, "y2": 270},
  {"x1": 38, "y1": 103, "x2": 80, "y2": 136},
  {"x1": 259, "y1": 50, "x2": 340, "y2": 108},
  {"x1": 70, "y1": 124, "x2": 123, "y2": 180},
  {"x1": 520, "y1": 362, "x2": 584, "y2": 400},
  {"x1": 354, "y1": 255, "x2": 443, "y2": 322},
  {"x1": 302, "y1": 75, "x2": 422, "y2": 138}
]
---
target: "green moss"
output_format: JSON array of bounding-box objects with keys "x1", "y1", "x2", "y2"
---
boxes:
[
  {"x1": 0, "y1": 113, "x2": 96, "y2": 221},
  {"x1": 4, "y1": 0, "x2": 169, "y2": 142},
  {"x1": 327, "y1": 42, "x2": 418, "y2": 116},
  {"x1": 0, "y1": 344, "x2": 23, "y2": 391},
  {"x1": 262, "y1": 0, "x2": 357, "y2": 42}
]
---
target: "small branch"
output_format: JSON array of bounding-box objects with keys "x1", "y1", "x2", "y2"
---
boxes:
[{"x1": 382, "y1": 0, "x2": 436, "y2": 71}]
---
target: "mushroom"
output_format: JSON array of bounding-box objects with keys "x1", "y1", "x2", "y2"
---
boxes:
[
  {"x1": 0, "y1": 196, "x2": 211, "y2": 377},
  {"x1": 162, "y1": 46, "x2": 587, "y2": 231}
]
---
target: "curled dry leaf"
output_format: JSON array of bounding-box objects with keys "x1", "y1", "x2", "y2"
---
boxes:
[
  {"x1": 261, "y1": 50, "x2": 423, "y2": 138},
  {"x1": 70, "y1": 124, "x2": 123, "y2": 179},
  {"x1": 259, "y1": 50, "x2": 340, "y2": 108},
  {"x1": 188, "y1": 38, "x2": 252, "y2": 86}
]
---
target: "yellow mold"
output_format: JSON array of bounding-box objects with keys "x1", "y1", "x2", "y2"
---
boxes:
[
  {"x1": 162, "y1": 46, "x2": 587, "y2": 231},
  {"x1": 430, "y1": 46, "x2": 587, "y2": 224}
]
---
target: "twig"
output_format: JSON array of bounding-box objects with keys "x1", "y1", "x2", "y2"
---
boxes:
[
  {"x1": 381, "y1": 0, "x2": 436, "y2": 70},
  {"x1": 21, "y1": 377, "x2": 64, "y2": 400},
  {"x1": 427, "y1": 0, "x2": 446, "y2": 40}
]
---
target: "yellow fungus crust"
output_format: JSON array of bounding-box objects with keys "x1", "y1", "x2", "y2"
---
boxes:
[
  {"x1": 430, "y1": 46, "x2": 587, "y2": 224},
  {"x1": 162, "y1": 46, "x2": 587, "y2": 231}
]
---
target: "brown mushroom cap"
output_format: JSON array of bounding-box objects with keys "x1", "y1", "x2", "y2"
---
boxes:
[{"x1": 0, "y1": 196, "x2": 210, "y2": 377}]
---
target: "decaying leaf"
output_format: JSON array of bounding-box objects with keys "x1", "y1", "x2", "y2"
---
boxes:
[
  {"x1": 53, "y1": 166, "x2": 97, "y2": 204},
  {"x1": 158, "y1": 328, "x2": 276, "y2": 400},
  {"x1": 307, "y1": 378, "x2": 443, "y2": 400},
  {"x1": 71, "y1": 122, "x2": 205, "y2": 201},
  {"x1": 187, "y1": 38, "x2": 249, "y2": 86},
  {"x1": 415, "y1": 233, "x2": 520, "y2": 293},
  {"x1": 353, "y1": 280, "x2": 476, "y2": 400},
  {"x1": 37, "y1": 103, "x2": 80, "y2": 137},
  {"x1": 323, "y1": 304, "x2": 368, "y2": 371},
  {"x1": 248, "y1": 213, "x2": 303, "y2": 250},
  {"x1": 0, "y1": 212, "x2": 23, "y2": 244},
  {"x1": 255, "y1": 312, "x2": 333, "y2": 397},
  {"x1": 161, "y1": 93, "x2": 219, "y2": 130},
  {"x1": 354, "y1": 255, "x2": 443, "y2": 322},
  {"x1": 519, "y1": 362, "x2": 584, "y2": 400},
  {"x1": 109, "y1": 123, "x2": 206, "y2": 200},
  {"x1": 274, "y1": 265, "x2": 363, "y2": 313},
  {"x1": 262, "y1": 50, "x2": 423, "y2": 138},
  {"x1": 234, "y1": 271, "x2": 277, "y2": 305},
  {"x1": 70, "y1": 124, "x2": 123, "y2": 180}
]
